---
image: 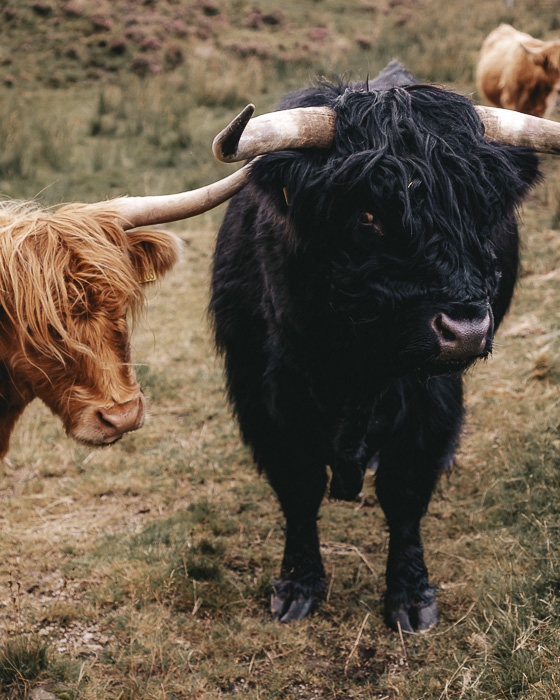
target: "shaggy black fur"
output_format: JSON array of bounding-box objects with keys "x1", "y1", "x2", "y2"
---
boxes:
[{"x1": 210, "y1": 62, "x2": 540, "y2": 631}]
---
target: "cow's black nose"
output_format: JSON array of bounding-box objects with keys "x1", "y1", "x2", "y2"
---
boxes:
[{"x1": 431, "y1": 311, "x2": 492, "y2": 361}]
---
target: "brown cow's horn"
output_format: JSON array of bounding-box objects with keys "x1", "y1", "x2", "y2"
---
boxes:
[
  {"x1": 520, "y1": 43, "x2": 541, "y2": 55},
  {"x1": 475, "y1": 105, "x2": 560, "y2": 155},
  {"x1": 212, "y1": 106, "x2": 336, "y2": 163},
  {"x1": 106, "y1": 106, "x2": 264, "y2": 229},
  {"x1": 113, "y1": 164, "x2": 252, "y2": 229}
]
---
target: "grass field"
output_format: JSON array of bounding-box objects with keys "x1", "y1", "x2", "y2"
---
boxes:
[{"x1": 2, "y1": 0, "x2": 560, "y2": 698}]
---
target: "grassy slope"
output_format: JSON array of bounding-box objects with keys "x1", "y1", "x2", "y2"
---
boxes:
[{"x1": 2, "y1": 0, "x2": 560, "y2": 698}]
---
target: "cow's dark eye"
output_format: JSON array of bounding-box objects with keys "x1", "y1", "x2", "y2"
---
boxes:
[{"x1": 359, "y1": 212, "x2": 385, "y2": 236}]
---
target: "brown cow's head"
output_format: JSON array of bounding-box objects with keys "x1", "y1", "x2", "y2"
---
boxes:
[
  {"x1": 523, "y1": 41, "x2": 560, "y2": 75},
  {"x1": 0, "y1": 202, "x2": 180, "y2": 455},
  {"x1": 0, "y1": 154, "x2": 253, "y2": 457}
]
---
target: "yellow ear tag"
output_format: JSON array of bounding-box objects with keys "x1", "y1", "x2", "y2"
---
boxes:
[
  {"x1": 142, "y1": 268, "x2": 157, "y2": 284},
  {"x1": 283, "y1": 186, "x2": 291, "y2": 206}
]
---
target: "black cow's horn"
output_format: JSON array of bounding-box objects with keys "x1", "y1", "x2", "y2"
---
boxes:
[
  {"x1": 212, "y1": 103, "x2": 560, "y2": 165},
  {"x1": 475, "y1": 106, "x2": 560, "y2": 155},
  {"x1": 212, "y1": 105, "x2": 336, "y2": 162}
]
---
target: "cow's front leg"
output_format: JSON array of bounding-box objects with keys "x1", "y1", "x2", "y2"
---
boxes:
[
  {"x1": 0, "y1": 370, "x2": 31, "y2": 459},
  {"x1": 265, "y1": 454, "x2": 328, "y2": 622},
  {"x1": 382, "y1": 517, "x2": 439, "y2": 632},
  {"x1": 375, "y1": 376, "x2": 463, "y2": 632}
]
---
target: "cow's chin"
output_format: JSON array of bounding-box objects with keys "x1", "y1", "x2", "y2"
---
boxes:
[
  {"x1": 68, "y1": 422, "x2": 141, "y2": 448},
  {"x1": 70, "y1": 431, "x2": 125, "y2": 448},
  {"x1": 417, "y1": 353, "x2": 487, "y2": 378},
  {"x1": 395, "y1": 346, "x2": 489, "y2": 379}
]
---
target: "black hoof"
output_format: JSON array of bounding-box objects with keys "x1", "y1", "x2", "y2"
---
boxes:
[
  {"x1": 271, "y1": 579, "x2": 325, "y2": 623},
  {"x1": 385, "y1": 589, "x2": 439, "y2": 633},
  {"x1": 385, "y1": 605, "x2": 415, "y2": 633},
  {"x1": 413, "y1": 598, "x2": 439, "y2": 631}
]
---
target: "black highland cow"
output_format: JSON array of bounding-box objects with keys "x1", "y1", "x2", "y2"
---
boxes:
[{"x1": 210, "y1": 63, "x2": 546, "y2": 632}]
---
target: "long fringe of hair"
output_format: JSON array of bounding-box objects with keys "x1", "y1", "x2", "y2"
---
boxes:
[{"x1": 0, "y1": 200, "x2": 146, "y2": 364}]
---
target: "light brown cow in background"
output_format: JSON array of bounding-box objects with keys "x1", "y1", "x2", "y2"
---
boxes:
[{"x1": 477, "y1": 23, "x2": 560, "y2": 117}]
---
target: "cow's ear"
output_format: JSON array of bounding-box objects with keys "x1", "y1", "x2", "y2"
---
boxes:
[
  {"x1": 126, "y1": 230, "x2": 182, "y2": 283},
  {"x1": 531, "y1": 50, "x2": 549, "y2": 69},
  {"x1": 251, "y1": 151, "x2": 327, "y2": 214},
  {"x1": 511, "y1": 148, "x2": 542, "y2": 195}
]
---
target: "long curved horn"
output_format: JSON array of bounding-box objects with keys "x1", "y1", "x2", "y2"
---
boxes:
[
  {"x1": 214, "y1": 102, "x2": 560, "y2": 165},
  {"x1": 101, "y1": 106, "x2": 264, "y2": 229},
  {"x1": 112, "y1": 162, "x2": 252, "y2": 230},
  {"x1": 212, "y1": 104, "x2": 336, "y2": 163},
  {"x1": 475, "y1": 105, "x2": 560, "y2": 154}
]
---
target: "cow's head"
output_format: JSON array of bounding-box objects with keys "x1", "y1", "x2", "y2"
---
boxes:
[
  {"x1": 214, "y1": 91, "x2": 560, "y2": 378},
  {"x1": 0, "y1": 161, "x2": 251, "y2": 457},
  {"x1": 522, "y1": 41, "x2": 560, "y2": 76}
]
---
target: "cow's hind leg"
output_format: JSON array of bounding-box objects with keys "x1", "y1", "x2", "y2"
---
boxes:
[{"x1": 375, "y1": 376, "x2": 463, "y2": 632}]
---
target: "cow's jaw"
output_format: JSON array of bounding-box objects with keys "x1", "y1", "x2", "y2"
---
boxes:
[{"x1": 5, "y1": 353, "x2": 148, "y2": 449}]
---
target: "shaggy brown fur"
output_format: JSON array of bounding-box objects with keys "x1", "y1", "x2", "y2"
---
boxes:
[{"x1": 0, "y1": 199, "x2": 180, "y2": 457}]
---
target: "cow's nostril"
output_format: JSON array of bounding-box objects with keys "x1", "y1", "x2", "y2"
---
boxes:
[
  {"x1": 95, "y1": 396, "x2": 145, "y2": 438},
  {"x1": 433, "y1": 314, "x2": 457, "y2": 343},
  {"x1": 431, "y1": 311, "x2": 492, "y2": 361},
  {"x1": 96, "y1": 409, "x2": 116, "y2": 430}
]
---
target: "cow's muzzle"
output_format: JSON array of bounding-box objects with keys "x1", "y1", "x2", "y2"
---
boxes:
[
  {"x1": 95, "y1": 395, "x2": 145, "y2": 444},
  {"x1": 72, "y1": 393, "x2": 145, "y2": 446},
  {"x1": 431, "y1": 308, "x2": 493, "y2": 362}
]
